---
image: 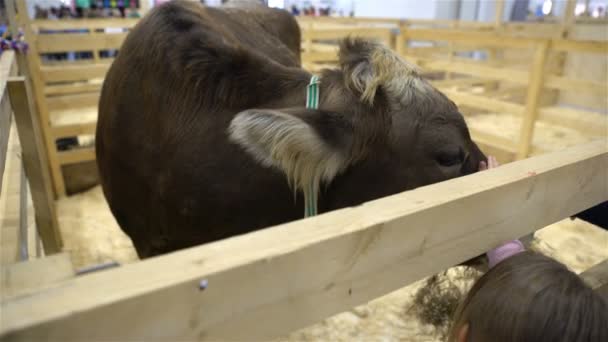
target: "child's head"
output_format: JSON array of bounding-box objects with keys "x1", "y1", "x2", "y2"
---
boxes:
[{"x1": 449, "y1": 251, "x2": 608, "y2": 342}]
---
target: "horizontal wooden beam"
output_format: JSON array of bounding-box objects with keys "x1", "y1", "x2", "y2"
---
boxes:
[
  {"x1": 52, "y1": 123, "x2": 97, "y2": 140},
  {"x1": 1, "y1": 140, "x2": 606, "y2": 341},
  {"x1": 301, "y1": 51, "x2": 338, "y2": 63},
  {"x1": 544, "y1": 75, "x2": 607, "y2": 95},
  {"x1": 404, "y1": 29, "x2": 538, "y2": 49},
  {"x1": 538, "y1": 106, "x2": 608, "y2": 136},
  {"x1": 47, "y1": 93, "x2": 100, "y2": 112},
  {"x1": 32, "y1": 18, "x2": 138, "y2": 31},
  {"x1": 44, "y1": 83, "x2": 102, "y2": 96},
  {"x1": 302, "y1": 28, "x2": 392, "y2": 42},
  {"x1": 551, "y1": 39, "x2": 608, "y2": 54},
  {"x1": 56, "y1": 148, "x2": 95, "y2": 165},
  {"x1": 440, "y1": 88, "x2": 525, "y2": 115},
  {"x1": 409, "y1": 57, "x2": 530, "y2": 85},
  {"x1": 41, "y1": 63, "x2": 110, "y2": 83},
  {"x1": 1, "y1": 253, "x2": 75, "y2": 300},
  {"x1": 37, "y1": 33, "x2": 127, "y2": 53}
]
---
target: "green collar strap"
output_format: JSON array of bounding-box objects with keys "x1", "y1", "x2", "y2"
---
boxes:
[{"x1": 304, "y1": 75, "x2": 320, "y2": 218}]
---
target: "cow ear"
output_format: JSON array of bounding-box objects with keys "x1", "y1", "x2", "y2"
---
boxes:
[{"x1": 228, "y1": 108, "x2": 353, "y2": 192}]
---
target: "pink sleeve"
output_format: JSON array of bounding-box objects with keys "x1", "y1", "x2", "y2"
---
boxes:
[{"x1": 487, "y1": 240, "x2": 525, "y2": 268}]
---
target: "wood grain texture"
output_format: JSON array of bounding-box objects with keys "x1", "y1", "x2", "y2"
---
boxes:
[{"x1": 1, "y1": 140, "x2": 606, "y2": 341}]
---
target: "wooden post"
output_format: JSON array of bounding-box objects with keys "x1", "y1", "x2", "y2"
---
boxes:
[
  {"x1": 7, "y1": 77, "x2": 63, "y2": 254},
  {"x1": 486, "y1": 0, "x2": 505, "y2": 91},
  {"x1": 517, "y1": 41, "x2": 549, "y2": 159},
  {"x1": 561, "y1": 0, "x2": 577, "y2": 38},
  {"x1": 495, "y1": 0, "x2": 505, "y2": 28},
  {"x1": 9, "y1": 0, "x2": 67, "y2": 197}
]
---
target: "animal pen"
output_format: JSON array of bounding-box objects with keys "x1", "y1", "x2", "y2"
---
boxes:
[{"x1": 1, "y1": 0, "x2": 607, "y2": 340}]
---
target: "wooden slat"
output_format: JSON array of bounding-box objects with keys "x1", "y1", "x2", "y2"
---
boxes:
[
  {"x1": 13, "y1": 0, "x2": 66, "y2": 197},
  {"x1": 41, "y1": 63, "x2": 110, "y2": 83},
  {"x1": 404, "y1": 29, "x2": 538, "y2": 49},
  {"x1": 552, "y1": 39, "x2": 608, "y2": 54},
  {"x1": 32, "y1": 18, "x2": 138, "y2": 30},
  {"x1": 544, "y1": 75, "x2": 607, "y2": 94},
  {"x1": 302, "y1": 28, "x2": 392, "y2": 41},
  {"x1": 37, "y1": 33, "x2": 127, "y2": 53},
  {"x1": 8, "y1": 77, "x2": 62, "y2": 253},
  {"x1": 411, "y1": 57, "x2": 529, "y2": 85},
  {"x1": 44, "y1": 83, "x2": 102, "y2": 96},
  {"x1": 538, "y1": 106, "x2": 608, "y2": 136},
  {"x1": 1, "y1": 253, "x2": 75, "y2": 300},
  {"x1": 301, "y1": 51, "x2": 338, "y2": 63},
  {"x1": 0, "y1": 51, "x2": 17, "y2": 193},
  {"x1": 57, "y1": 148, "x2": 96, "y2": 165},
  {"x1": 0, "y1": 140, "x2": 606, "y2": 341},
  {"x1": 517, "y1": 42, "x2": 549, "y2": 159},
  {"x1": 440, "y1": 88, "x2": 525, "y2": 115},
  {"x1": 47, "y1": 93, "x2": 100, "y2": 112},
  {"x1": 52, "y1": 123, "x2": 97, "y2": 140}
]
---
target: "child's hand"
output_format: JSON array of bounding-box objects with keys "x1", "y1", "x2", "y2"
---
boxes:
[{"x1": 479, "y1": 156, "x2": 499, "y2": 171}]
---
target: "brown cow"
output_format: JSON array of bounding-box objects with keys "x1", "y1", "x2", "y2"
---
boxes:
[{"x1": 96, "y1": 1, "x2": 486, "y2": 258}]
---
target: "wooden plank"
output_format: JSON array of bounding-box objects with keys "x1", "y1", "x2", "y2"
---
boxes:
[
  {"x1": 495, "y1": 0, "x2": 505, "y2": 27},
  {"x1": 7, "y1": 77, "x2": 62, "y2": 254},
  {"x1": 0, "y1": 140, "x2": 606, "y2": 341},
  {"x1": 36, "y1": 33, "x2": 128, "y2": 53},
  {"x1": 412, "y1": 58, "x2": 529, "y2": 85},
  {"x1": 0, "y1": 92, "x2": 12, "y2": 194},
  {"x1": 13, "y1": 0, "x2": 66, "y2": 197},
  {"x1": 52, "y1": 123, "x2": 97, "y2": 140},
  {"x1": 517, "y1": 42, "x2": 549, "y2": 159},
  {"x1": 41, "y1": 63, "x2": 110, "y2": 83},
  {"x1": 538, "y1": 106, "x2": 608, "y2": 136},
  {"x1": 1, "y1": 253, "x2": 75, "y2": 300},
  {"x1": 302, "y1": 28, "x2": 393, "y2": 41},
  {"x1": 47, "y1": 93, "x2": 100, "y2": 112},
  {"x1": 0, "y1": 51, "x2": 17, "y2": 193},
  {"x1": 551, "y1": 39, "x2": 608, "y2": 54},
  {"x1": 430, "y1": 77, "x2": 486, "y2": 88},
  {"x1": 440, "y1": 88, "x2": 525, "y2": 115},
  {"x1": 544, "y1": 75, "x2": 607, "y2": 94},
  {"x1": 301, "y1": 51, "x2": 338, "y2": 63},
  {"x1": 44, "y1": 82, "x2": 102, "y2": 96},
  {"x1": 404, "y1": 29, "x2": 538, "y2": 49},
  {"x1": 57, "y1": 148, "x2": 96, "y2": 165},
  {"x1": 31, "y1": 18, "x2": 138, "y2": 31}
]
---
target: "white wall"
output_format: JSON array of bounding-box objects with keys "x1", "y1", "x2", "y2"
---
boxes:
[{"x1": 353, "y1": 0, "x2": 436, "y2": 18}]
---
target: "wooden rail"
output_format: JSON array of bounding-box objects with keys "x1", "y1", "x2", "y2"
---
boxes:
[
  {"x1": 399, "y1": 27, "x2": 608, "y2": 160},
  {"x1": 1, "y1": 140, "x2": 606, "y2": 340}
]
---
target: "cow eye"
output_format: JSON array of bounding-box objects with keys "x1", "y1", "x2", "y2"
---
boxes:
[{"x1": 436, "y1": 148, "x2": 464, "y2": 167}]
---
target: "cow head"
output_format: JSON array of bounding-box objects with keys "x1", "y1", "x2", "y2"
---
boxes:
[{"x1": 229, "y1": 38, "x2": 486, "y2": 210}]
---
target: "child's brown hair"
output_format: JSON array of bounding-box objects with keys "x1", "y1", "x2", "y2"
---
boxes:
[{"x1": 449, "y1": 251, "x2": 608, "y2": 342}]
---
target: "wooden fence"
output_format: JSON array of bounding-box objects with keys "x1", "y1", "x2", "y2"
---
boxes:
[
  {"x1": 9, "y1": 0, "x2": 137, "y2": 197},
  {"x1": 0, "y1": 139, "x2": 606, "y2": 340}
]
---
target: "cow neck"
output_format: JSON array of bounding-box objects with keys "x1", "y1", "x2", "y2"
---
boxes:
[{"x1": 304, "y1": 75, "x2": 320, "y2": 218}]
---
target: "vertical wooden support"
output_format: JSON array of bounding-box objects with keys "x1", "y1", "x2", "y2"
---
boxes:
[
  {"x1": 517, "y1": 41, "x2": 549, "y2": 159},
  {"x1": 8, "y1": 77, "x2": 63, "y2": 254},
  {"x1": 9, "y1": 0, "x2": 66, "y2": 198},
  {"x1": 561, "y1": 0, "x2": 577, "y2": 38},
  {"x1": 396, "y1": 22, "x2": 408, "y2": 57},
  {"x1": 495, "y1": 0, "x2": 505, "y2": 28},
  {"x1": 486, "y1": 0, "x2": 505, "y2": 91}
]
